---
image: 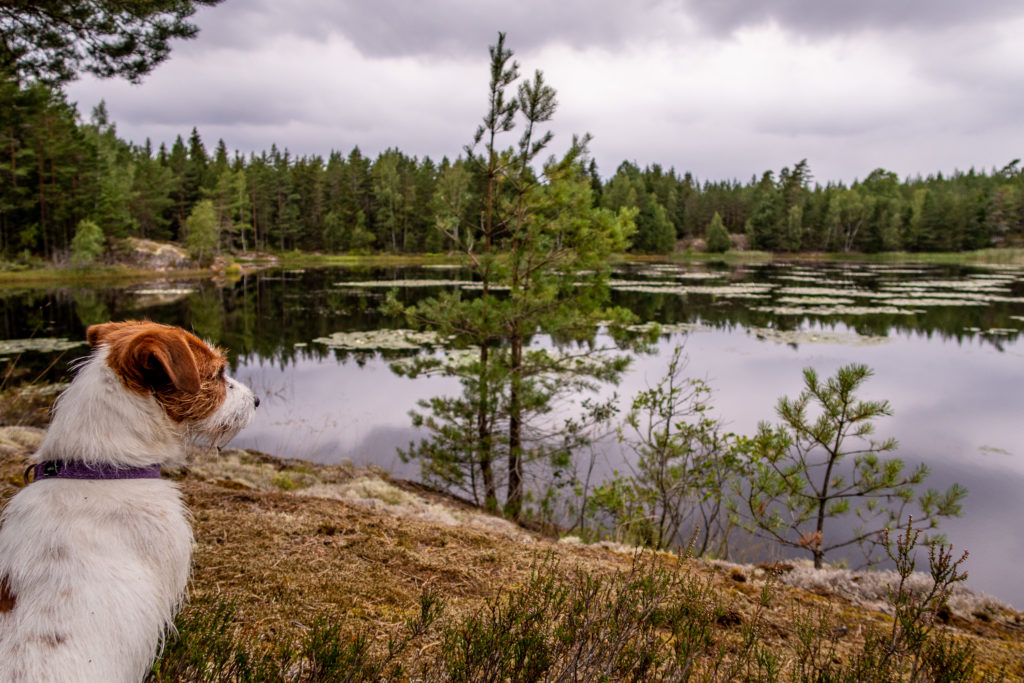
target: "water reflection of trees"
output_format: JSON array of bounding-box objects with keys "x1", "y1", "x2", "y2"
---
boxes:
[
  {"x1": 610, "y1": 287, "x2": 1024, "y2": 350},
  {"x1": 0, "y1": 263, "x2": 1022, "y2": 383}
]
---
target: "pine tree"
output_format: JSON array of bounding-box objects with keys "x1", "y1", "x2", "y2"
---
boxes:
[
  {"x1": 782, "y1": 204, "x2": 802, "y2": 252},
  {"x1": 733, "y1": 364, "x2": 967, "y2": 568},
  {"x1": 83, "y1": 102, "x2": 136, "y2": 238},
  {"x1": 2, "y1": 1, "x2": 225, "y2": 84},
  {"x1": 398, "y1": 34, "x2": 638, "y2": 521},
  {"x1": 131, "y1": 140, "x2": 175, "y2": 240},
  {"x1": 747, "y1": 171, "x2": 782, "y2": 251}
]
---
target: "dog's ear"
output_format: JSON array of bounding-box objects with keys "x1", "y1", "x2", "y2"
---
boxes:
[
  {"x1": 86, "y1": 322, "x2": 116, "y2": 348},
  {"x1": 129, "y1": 331, "x2": 203, "y2": 394},
  {"x1": 104, "y1": 328, "x2": 203, "y2": 395}
]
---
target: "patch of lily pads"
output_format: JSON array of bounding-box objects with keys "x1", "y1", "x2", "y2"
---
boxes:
[
  {"x1": 881, "y1": 279, "x2": 1012, "y2": 292},
  {"x1": 608, "y1": 281, "x2": 775, "y2": 298},
  {"x1": 389, "y1": 348, "x2": 481, "y2": 374},
  {"x1": 131, "y1": 287, "x2": 197, "y2": 306},
  {"x1": 312, "y1": 329, "x2": 452, "y2": 351},
  {"x1": 881, "y1": 297, "x2": 990, "y2": 308},
  {"x1": 752, "y1": 305, "x2": 923, "y2": 316},
  {"x1": 622, "y1": 321, "x2": 712, "y2": 335},
  {"x1": 775, "y1": 296, "x2": 858, "y2": 306},
  {"x1": 0, "y1": 337, "x2": 87, "y2": 355},
  {"x1": 746, "y1": 327, "x2": 889, "y2": 346},
  {"x1": 333, "y1": 279, "x2": 473, "y2": 288},
  {"x1": 774, "y1": 275, "x2": 852, "y2": 284},
  {"x1": 634, "y1": 267, "x2": 722, "y2": 281},
  {"x1": 132, "y1": 287, "x2": 197, "y2": 296},
  {"x1": 777, "y1": 287, "x2": 869, "y2": 298}
]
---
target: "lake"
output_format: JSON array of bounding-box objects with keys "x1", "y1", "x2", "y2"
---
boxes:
[{"x1": 3, "y1": 259, "x2": 1023, "y2": 607}]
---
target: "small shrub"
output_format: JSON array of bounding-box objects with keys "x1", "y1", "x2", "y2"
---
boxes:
[
  {"x1": 151, "y1": 590, "x2": 442, "y2": 683},
  {"x1": 272, "y1": 472, "x2": 295, "y2": 490}
]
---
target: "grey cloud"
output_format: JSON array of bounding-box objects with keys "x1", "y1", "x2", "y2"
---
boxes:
[
  {"x1": 186, "y1": 0, "x2": 674, "y2": 58},
  {"x1": 68, "y1": 1, "x2": 1024, "y2": 186},
  {"x1": 753, "y1": 113, "x2": 893, "y2": 139},
  {"x1": 683, "y1": 0, "x2": 1022, "y2": 36},
  {"x1": 108, "y1": 93, "x2": 296, "y2": 128}
]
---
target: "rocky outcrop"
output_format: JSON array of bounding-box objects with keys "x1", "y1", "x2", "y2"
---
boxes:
[{"x1": 111, "y1": 238, "x2": 192, "y2": 270}]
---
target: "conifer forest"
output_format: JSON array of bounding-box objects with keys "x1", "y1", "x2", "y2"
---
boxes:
[{"x1": 2, "y1": 72, "x2": 1023, "y2": 262}]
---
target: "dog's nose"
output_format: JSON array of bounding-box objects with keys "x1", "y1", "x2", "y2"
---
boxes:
[{"x1": 254, "y1": 396, "x2": 261, "y2": 408}]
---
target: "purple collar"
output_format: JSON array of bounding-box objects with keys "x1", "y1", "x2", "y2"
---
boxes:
[{"x1": 29, "y1": 460, "x2": 162, "y2": 483}]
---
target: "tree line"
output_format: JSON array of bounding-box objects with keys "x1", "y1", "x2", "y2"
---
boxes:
[{"x1": 2, "y1": 72, "x2": 1024, "y2": 262}]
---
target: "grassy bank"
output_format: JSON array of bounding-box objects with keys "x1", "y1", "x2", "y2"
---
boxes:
[
  {"x1": 0, "y1": 263, "x2": 210, "y2": 287},
  {"x1": 796, "y1": 247, "x2": 1024, "y2": 266},
  {"x1": 0, "y1": 410, "x2": 1021, "y2": 681}
]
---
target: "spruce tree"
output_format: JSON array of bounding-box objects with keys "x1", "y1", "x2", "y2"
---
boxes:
[{"x1": 705, "y1": 211, "x2": 730, "y2": 252}]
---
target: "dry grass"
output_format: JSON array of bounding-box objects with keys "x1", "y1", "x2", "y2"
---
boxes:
[{"x1": 1, "y1": 428, "x2": 1023, "y2": 679}]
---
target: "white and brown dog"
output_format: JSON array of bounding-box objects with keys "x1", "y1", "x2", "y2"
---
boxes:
[{"x1": 0, "y1": 321, "x2": 258, "y2": 682}]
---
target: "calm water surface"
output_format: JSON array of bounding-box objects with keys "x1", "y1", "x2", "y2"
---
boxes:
[{"x1": 3, "y1": 261, "x2": 1023, "y2": 606}]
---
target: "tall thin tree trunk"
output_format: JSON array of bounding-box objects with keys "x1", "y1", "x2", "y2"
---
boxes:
[
  {"x1": 37, "y1": 149, "x2": 47, "y2": 257},
  {"x1": 478, "y1": 341, "x2": 496, "y2": 508},
  {"x1": 506, "y1": 327, "x2": 523, "y2": 519}
]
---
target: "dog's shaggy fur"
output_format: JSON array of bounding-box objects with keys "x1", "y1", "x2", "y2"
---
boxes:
[{"x1": 0, "y1": 321, "x2": 257, "y2": 683}]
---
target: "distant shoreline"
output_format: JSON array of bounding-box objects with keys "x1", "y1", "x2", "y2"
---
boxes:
[{"x1": 2, "y1": 246, "x2": 1024, "y2": 288}]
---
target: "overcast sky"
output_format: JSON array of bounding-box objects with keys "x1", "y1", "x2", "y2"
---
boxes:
[{"x1": 66, "y1": 0, "x2": 1024, "y2": 184}]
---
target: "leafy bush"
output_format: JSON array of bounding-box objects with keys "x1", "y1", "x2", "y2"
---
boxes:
[{"x1": 591, "y1": 346, "x2": 744, "y2": 556}]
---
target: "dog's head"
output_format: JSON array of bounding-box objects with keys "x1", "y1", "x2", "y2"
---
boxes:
[{"x1": 85, "y1": 320, "x2": 258, "y2": 448}]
